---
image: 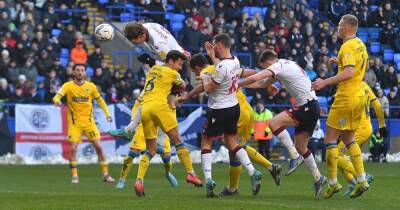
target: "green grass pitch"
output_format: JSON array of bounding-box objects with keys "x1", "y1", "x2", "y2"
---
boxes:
[{"x1": 0, "y1": 162, "x2": 399, "y2": 210}]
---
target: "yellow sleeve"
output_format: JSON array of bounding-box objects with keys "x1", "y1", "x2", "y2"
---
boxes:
[
  {"x1": 371, "y1": 98, "x2": 385, "y2": 128},
  {"x1": 341, "y1": 45, "x2": 356, "y2": 67},
  {"x1": 53, "y1": 83, "x2": 68, "y2": 103},
  {"x1": 173, "y1": 72, "x2": 184, "y2": 86},
  {"x1": 92, "y1": 84, "x2": 111, "y2": 117}
]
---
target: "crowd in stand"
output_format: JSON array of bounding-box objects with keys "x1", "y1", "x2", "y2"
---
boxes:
[{"x1": 0, "y1": 0, "x2": 399, "y2": 118}]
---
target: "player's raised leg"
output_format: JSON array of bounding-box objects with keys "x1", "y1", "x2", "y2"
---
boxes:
[
  {"x1": 269, "y1": 112, "x2": 303, "y2": 175},
  {"x1": 159, "y1": 138, "x2": 178, "y2": 187}
]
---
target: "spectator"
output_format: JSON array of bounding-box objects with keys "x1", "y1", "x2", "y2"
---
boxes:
[
  {"x1": 51, "y1": 58, "x2": 66, "y2": 76},
  {"x1": 61, "y1": 66, "x2": 73, "y2": 83},
  {"x1": 394, "y1": 28, "x2": 400, "y2": 52},
  {"x1": 358, "y1": 6, "x2": 369, "y2": 27},
  {"x1": 274, "y1": 89, "x2": 291, "y2": 112},
  {"x1": 0, "y1": 78, "x2": 11, "y2": 100},
  {"x1": 370, "y1": 58, "x2": 385, "y2": 83},
  {"x1": 44, "y1": 83, "x2": 58, "y2": 103},
  {"x1": 70, "y1": 39, "x2": 87, "y2": 65},
  {"x1": 225, "y1": 0, "x2": 242, "y2": 23},
  {"x1": 364, "y1": 67, "x2": 377, "y2": 88},
  {"x1": 308, "y1": 120, "x2": 325, "y2": 162},
  {"x1": 369, "y1": 130, "x2": 385, "y2": 162},
  {"x1": 369, "y1": 5, "x2": 384, "y2": 27},
  {"x1": 175, "y1": 0, "x2": 194, "y2": 13},
  {"x1": 20, "y1": 58, "x2": 37, "y2": 82},
  {"x1": 44, "y1": 69, "x2": 60, "y2": 89},
  {"x1": 6, "y1": 59, "x2": 21, "y2": 84},
  {"x1": 388, "y1": 89, "x2": 400, "y2": 118},
  {"x1": 106, "y1": 86, "x2": 119, "y2": 103},
  {"x1": 0, "y1": 11, "x2": 11, "y2": 32},
  {"x1": 88, "y1": 44, "x2": 104, "y2": 69},
  {"x1": 376, "y1": 88, "x2": 390, "y2": 117},
  {"x1": 59, "y1": 24, "x2": 76, "y2": 49},
  {"x1": 214, "y1": 1, "x2": 225, "y2": 18},
  {"x1": 382, "y1": 2, "x2": 397, "y2": 26},
  {"x1": 252, "y1": 101, "x2": 273, "y2": 159},
  {"x1": 199, "y1": 0, "x2": 215, "y2": 20},
  {"x1": 380, "y1": 23, "x2": 395, "y2": 46},
  {"x1": 382, "y1": 65, "x2": 398, "y2": 89},
  {"x1": 182, "y1": 21, "x2": 202, "y2": 53},
  {"x1": 146, "y1": 0, "x2": 166, "y2": 24},
  {"x1": 92, "y1": 67, "x2": 110, "y2": 92},
  {"x1": 26, "y1": 85, "x2": 42, "y2": 103},
  {"x1": 74, "y1": 1, "x2": 89, "y2": 34},
  {"x1": 10, "y1": 86, "x2": 26, "y2": 103},
  {"x1": 36, "y1": 50, "x2": 53, "y2": 76}
]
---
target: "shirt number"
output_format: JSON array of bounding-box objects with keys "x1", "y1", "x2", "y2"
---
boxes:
[{"x1": 228, "y1": 74, "x2": 239, "y2": 94}]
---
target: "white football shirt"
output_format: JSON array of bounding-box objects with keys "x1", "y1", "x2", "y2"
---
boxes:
[
  {"x1": 143, "y1": 22, "x2": 185, "y2": 63},
  {"x1": 208, "y1": 57, "x2": 240, "y2": 109},
  {"x1": 267, "y1": 59, "x2": 317, "y2": 106}
]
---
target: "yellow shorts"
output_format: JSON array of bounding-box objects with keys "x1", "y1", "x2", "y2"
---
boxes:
[
  {"x1": 338, "y1": 119, "x2": 372, "y2": 155},
  {"x1": 130, "y1": 123, "x2": 171, "y2": 153},
  {"x1": 68, "y1": 122, "x2": 100, "y2": 143},
  {"x1": 327, "y1": 95, "x2": 366, "y2": 130},
  {"x1": 237, "y1": 101, "x2": 254, "y2": 145},
  {"x1": 141, "y1": 102, "x2": 178, "y2": 139}
]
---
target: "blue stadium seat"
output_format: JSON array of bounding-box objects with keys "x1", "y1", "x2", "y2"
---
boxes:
[
  {"x1": 61, "y1": 49, "x2": 69, "y2": 59},
  {"x1": 87, "y1": 67, "x2": 94, "y2": 77},
  {"x1": 368, "y1": 27, "x2": 380, "y2": 41},
  {"x1": 358, "y1": 27, "x2": 368, "y2": 33},
  {"x1": 170, "y1": 13, "x2": 185, "y2": 23},
  {"x1": 51, "y1": 29, "x2": 61, "y2": 37},
  {"x1": 261, "y1": 7, "x2": 268, "y2": 17},
  {"x1": 250, "y1": 7, "x2": 263, "y2": 17},
  {"x1": 98, "y1": 0, "x2": 109, "y2": 4},
  {"x1": 273, "y1": 82, "x2": 281, "y2": 89},
  {"x1": 165, "y1": 13, "x2": 171, "y2": 20},
  {"x1": 243, "y1": 7, "x2": 252, "y2": 15},
  {"x1": 384, "y1": 88, "x2": 390, "y2": 96},
  {"x1": 370, "y1": 42, "x2": 380, "y2": 55},
  {"x1": 383, "y1": 49, "x2": 394, "y2": 63},
  {"x1": 358, "y1": 32, "x2": 368, "y2": 43},
  {"x1": 394, "y1": 53, "x2": 400, "y2": 63},
  {"x1": 60, "y1": 57, "x2": 68, "y2": 67},
  {"x1": 167, "y1": 4, "x2": 175, "y2": 11},
  {"x1": 171, "y1": 22, "x2": 183, "y2": 32},
  {"x1": 35, "y1": 76, "x2": 45, "y2": 84},
  {"x1": 396, "y1": 62, "x2": 400, "y2": 73},
  {"x1": 120, "y1": 13, "x2": 132, "y2": 22},
  {"x1": 369, "y1": 5, "x2": 378, "y2": 11}
]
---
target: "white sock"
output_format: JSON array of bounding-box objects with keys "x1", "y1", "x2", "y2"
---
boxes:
[
  {"x1": 277, "y1": 129, "x2": 299, "y2": 159},
  {"x1": 303, "y1": 152, "x2": 321, "y2": 182},
  {"x1": 125, "y1": 105, "x2": 142, "y2": 133},
  {"x1": 357, "y1": 173, "x2": 366, "y2": 183},
  {"x1": 201, "y1": 152, "x2": 212, "y2": 180},
  {"x1": 328, "y1": 178, "x2": 337, "y2": 185},
  {"x1": 235, "y1": 148, "x2": 255, "y2": 176}
]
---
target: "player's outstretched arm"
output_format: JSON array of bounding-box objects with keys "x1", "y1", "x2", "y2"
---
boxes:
[
  {"x1": 53, "y1": 85, "x2": 67, "y2": 107},
  {"x1": 178, "y1": 83, "x2": 205, "y2": 104},
  {"x1": 238, "y1": 69, "x2": 274, "y2": 87},
  {"x1": 96, "y1": 96, "x2": 112, "y2": 122},
  {"x1": 312, "y1": 66, "x2": 354, "y2": 90},
  {"x1": 240, "y1": 68, "x2": 257, "y2": 78}
]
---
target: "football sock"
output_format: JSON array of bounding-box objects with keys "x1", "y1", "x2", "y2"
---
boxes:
[
  {"x1": 119, "y1": 150, "x2": 140, "y2": 181},
  {"x1": 347, "y1": 142, "x2": 366, "y2": 182},
  {"x1": 233, "y1": 146, "x2": 255, "y2": 176},
  {"x1": 137, "y1": 152, "x2": 153, "y2": 180},
  {"x1": 99, "y1": 161, "x2": 109, "y2": 176},
  {"x1": 228, "y1": 155, "x2": 242, "y2": 191},
  {"x1": 162, "y1": 156, "x2": 172, "y2": 174},
  {"x1": 337, "y1": 155, "x2": 356, "y2": 182},
  {"x1": 325, "y1": 143, "x2": 339, "y2": 185},
  {"x1": 201, "y1": 150, "x2": 212, "y2": 180},
  {"x1": 275, "y1": 129, "x2": 300, "y2": 159},
  {"x1": 175, "y1": 144, "x2": 194, "y2": 174},
  {"x1": 70, "y1": 161, "x2": 78, "y2": 177},
  {"x1": 302, "y1": 150, "x2": 321, "y2": 182},
  {"x1": 244, "y1": 145, "x2": 272, "y2": 170}
]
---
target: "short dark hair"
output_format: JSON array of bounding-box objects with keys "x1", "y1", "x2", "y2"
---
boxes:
[
  {"x1": 124, "y1": 22, "x2": 146, "y2": 40},
  {"x1": 165, "y1": 50, "x2": 187, "y2": 63},
  {"x1": 189, "y1": 53, "x2": 209, "y2": 69},
  {"x1": 258, "y1": 50, "x2": 278, "y2": 64},
  {"x1": 73, "y1": 64, "x2": 86, "y2": 70},
  {"x1": 214, "y1": 33, "x2": 231, "y2": 48}
]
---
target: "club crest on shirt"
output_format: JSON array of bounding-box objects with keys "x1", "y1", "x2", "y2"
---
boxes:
[
  {"x1": 339, "y1": 118, "x2": 347, "y2": 127},
  {"x1": 86, "y1": 88, "x2": 89, "y2": 93}
]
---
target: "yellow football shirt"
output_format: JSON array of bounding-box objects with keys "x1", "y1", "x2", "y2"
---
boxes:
[
  {"x1": 140, "y1": 65, "x2": 184, "y2": 104},
  {"x1": 336, "y1": 37, "x2": 368, "y2": 97},
  {"x1": 200, "y1": 65, "x2": 248, "y2": 104},
  {"x1": 53, "y1": 81, "x2": 110, "y2": 125}
]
